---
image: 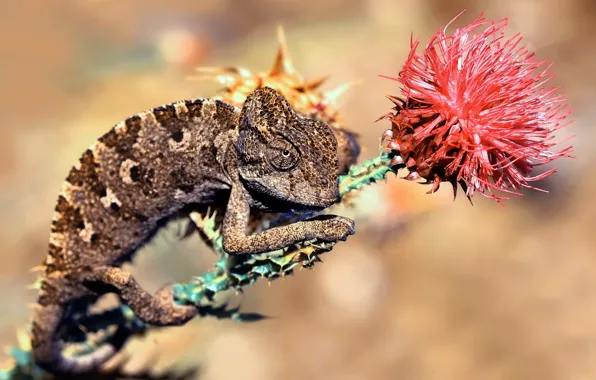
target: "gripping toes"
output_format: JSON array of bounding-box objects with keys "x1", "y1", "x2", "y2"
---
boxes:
[
  {"x1": 318, "y1": 215, "x2": 355, "y2": 242},
  {"x1": 154, "y1": 284, "x2": 199, "y2": 325}
]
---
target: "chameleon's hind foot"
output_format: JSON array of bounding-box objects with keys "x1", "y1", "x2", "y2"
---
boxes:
[
  {"x1": 154, "y1": 283, "x2": 198, "y2": 325},
  {"x1": 87, "y1": 267, "x2": 198, "y2": 327}
]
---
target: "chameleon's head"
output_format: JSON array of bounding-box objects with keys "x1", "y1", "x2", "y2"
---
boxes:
[{"x1": 236, "y1": 87, "x2": 340, "y2": 213}]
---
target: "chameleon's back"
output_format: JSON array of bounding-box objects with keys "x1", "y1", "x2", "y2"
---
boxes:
[
  {"x1": 43, "y1": 99, "x2": 240, "y2": 275},
  {"x1": 32, "y1": 98, "x2": 242, "y2": 374}
]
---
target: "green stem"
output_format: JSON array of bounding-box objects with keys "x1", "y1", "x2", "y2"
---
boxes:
[
  {"x1": 172, "y1": 151, "x2": 401, "y2": 308},
  {"x1": 1, "y1": 152, "x2": 402, "y2": 379}
]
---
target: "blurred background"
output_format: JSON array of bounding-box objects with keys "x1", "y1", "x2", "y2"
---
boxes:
[{"x1": 1, "y1": 0, "x2": 594, "y2": 379}]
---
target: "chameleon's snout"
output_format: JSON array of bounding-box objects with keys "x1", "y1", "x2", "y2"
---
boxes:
[
  {"x1": 319, "y1": 181, "x2": 341, "y2": 206},
  {"x1": 320, "y1": 195, "x2": 339, "y2": 207}
]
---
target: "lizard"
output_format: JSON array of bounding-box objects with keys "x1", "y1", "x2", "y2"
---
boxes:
[{"x1": 30, "y1": 86, "x2": 358, "y2": 376}]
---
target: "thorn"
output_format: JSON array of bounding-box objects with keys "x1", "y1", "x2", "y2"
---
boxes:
[
  {"x1": 390, "y1": 155, "x2": 404, "y2": 166},
  {"x1": 194, "y1": 66, "x2": 239, "y2": 75},
  {"x1": 426, "y1": 175, "x2": 441, "y2": 194},
  {"x1": 386, "y1": 94, "x2": 403, "y2": 106},
  {"x1": 404, "y1": 171, "x2": 420, "y2": 181},
  {"x1": 382, "y1": 129, "x2": 393, "y2": 140},
  {"x1": 375, "y1": 113, "x2": 392, "y2": 123},
  {"x1": 387, "y1": 141, "x2": 400, "y2": 151},
  {"x1": 297, "y1": 76, "x2": 329, "y2": 92},
  {"x1": 78, "y1": 324, "x2": 88, "y2": 334},
  {"x1": 324, "y1": 81, "x2": 356, "y2": 104},
  {"x1": 30, "y1": 265, "x2": 45, "y2": 273},
  {"x1": 16, "y1": 329, "x2": 30, "y2": 350},
  {"x1": 269, "y1": 25, "x2": 297, "y2": 78},
  {"x1": 189, "y1": 211, "x2": 201, "y2": 226},
  {"x1": 450, "y1": 180, "x2": 458, "y2": 201}
]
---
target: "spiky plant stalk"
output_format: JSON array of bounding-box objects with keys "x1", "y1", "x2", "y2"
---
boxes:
[{"x1": 0, "y1": 151, "x2": 402, "y2": 379}]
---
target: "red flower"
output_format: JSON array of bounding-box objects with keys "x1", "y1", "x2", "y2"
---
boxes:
[{"x1": 381, "y1": 11, "x2": 572, "y2": 203}]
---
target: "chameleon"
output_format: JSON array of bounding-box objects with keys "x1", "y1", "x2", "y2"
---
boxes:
[{"x1": 31, "y1": 86, "x2": 360, "y2": 375}]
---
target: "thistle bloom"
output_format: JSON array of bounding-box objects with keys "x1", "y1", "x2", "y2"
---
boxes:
[{"x1": 381, "y1": 12, "x2": 572, "y2": 202}]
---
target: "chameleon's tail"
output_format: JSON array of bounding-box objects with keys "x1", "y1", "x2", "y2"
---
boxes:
[{"x1": 30, "y1": 297, "x2": 129, "y2": 375}]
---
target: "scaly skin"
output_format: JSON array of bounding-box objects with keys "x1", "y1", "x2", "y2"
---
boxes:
[{"x1": 31, "y1": 87, "x2": 356, "y2": 375}]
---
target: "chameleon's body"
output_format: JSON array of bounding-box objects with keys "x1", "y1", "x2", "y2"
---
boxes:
[{"x1": 31, "y1": 87, "x2": 358, "y2": 375}]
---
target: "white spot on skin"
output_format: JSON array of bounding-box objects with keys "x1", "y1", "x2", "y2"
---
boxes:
[
  {"x1": 173, "y1": 101, "x2": 189, "y2": 118},
  {"x1": 174, "y1": 189, "x2": 187, "y2": 200},
  {"x1": 100, "y1": 188, "x2": 122, "y2": 209},
  {"x1": 91, "y1": 140, "x2": 106, "y2": 157},
  {"x1": 142, "y1": 110, "x2": 157, "y2": 124},
  {"x1": 51, "y1": 211, "x2": 62, "y2": 223},
  {"x1": 58, "y1": 182, "x2": 76, "y2": 203},
  {"x1": 49, "y1": 232, "x2": 66, "y2": 247},
  {"x1": 79, "y1": 222, "x2": 95, "y2": 243},
  {"x1": 201, "y1": 99, "x2": 217, "y2": 119},
  {"x1": 119, "y1": 159, "x2": 139, "y2": 184},
  {"x1": 114, "y1": 121, "x2": 126, "y2": 132}
]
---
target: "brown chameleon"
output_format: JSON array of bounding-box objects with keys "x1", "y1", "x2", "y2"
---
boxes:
[{"x1": 31, "y1": 86, "x2": 360, "y2": 375}]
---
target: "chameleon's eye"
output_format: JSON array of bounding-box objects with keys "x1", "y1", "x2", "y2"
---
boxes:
[{"x1": 266, "y1": 137, "x2": 299, "y2": 171}]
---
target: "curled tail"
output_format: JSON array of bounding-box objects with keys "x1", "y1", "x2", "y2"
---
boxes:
[{"x1": 30, "y1": 294, "x2": 130, "y2": 375}]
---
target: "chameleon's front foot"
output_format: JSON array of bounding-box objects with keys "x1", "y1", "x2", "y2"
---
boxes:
[
  {"x1": 306, "y1": 214, "x2": 355, "y2": 242},
  {"x1": 222, "y1": 214, "x2": 355, "y2": 255},
  {"x1": 221, "y1": 182, "x2": 356, "y2": 255}
]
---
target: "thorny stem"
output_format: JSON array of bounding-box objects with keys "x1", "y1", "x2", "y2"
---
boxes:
[
  {"x1": 0, "y1": 151, "x2": 403, "y2": 379},
  {"x1": 171, "y1": 151, "x2": 402, "y2": 308}
]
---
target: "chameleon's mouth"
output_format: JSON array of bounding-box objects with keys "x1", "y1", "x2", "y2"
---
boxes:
[
  {"x1": 290, "y1": 202, "x2": 333, "y2": 215},
  {"x1": 241, "y1": 177, "x2": 338, "y2": 212},
  {"x1": 282, "y1": 193, "x2": 338, "y2": 210},
  {"x1": 278, "y1": 196, "x2": 336, "y2": 214},
  {"x1": 314, "y1": 196, "x2": 339, "y2": 207}
]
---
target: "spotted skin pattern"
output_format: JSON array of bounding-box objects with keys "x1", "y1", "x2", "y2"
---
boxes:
[{"x1": 31, "y1": 87, "x2": 357, "y2": 375}]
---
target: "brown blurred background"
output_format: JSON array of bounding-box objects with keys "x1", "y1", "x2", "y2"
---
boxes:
[{"x1": 1, "y1": 0, "x2": 594, "y2": 379}]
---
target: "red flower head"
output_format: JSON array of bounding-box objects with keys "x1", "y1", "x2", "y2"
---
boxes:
[{"x1": 381, "y1": 11, "x2": 572, "y2": 203}]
